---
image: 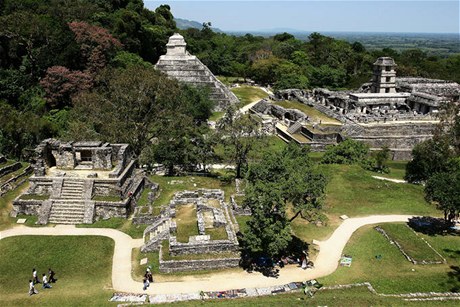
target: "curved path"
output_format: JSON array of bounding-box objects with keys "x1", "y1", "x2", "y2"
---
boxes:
[{"x1": 0, "y1": 215, "x2": 414, "y2": 295}]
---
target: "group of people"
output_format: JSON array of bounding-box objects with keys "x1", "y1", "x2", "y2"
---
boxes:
[
  {"x1": 29, "y1": 268, "x2": 57, "y2": 296},
  {"x1": 143, "y1": 266, "x2": 153, "y2": 291}
]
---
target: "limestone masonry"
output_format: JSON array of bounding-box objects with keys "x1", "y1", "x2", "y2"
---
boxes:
[
  {"x1": 155, "y1": 33, "x2": 239, "y2": 111},
  {"x1": 12, "y1": 139, "x2": 144, "y2": 225},
  {"x1": 250, "y1": 57, "x2": 460, "y2": 159}
]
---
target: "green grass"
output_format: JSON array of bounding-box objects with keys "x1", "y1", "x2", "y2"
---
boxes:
[
  {"x1": 77, "y1": 218, "x2": 147, "y2": 239},
  {"x1": 92, "y1": 195, "x2": 122, "y2": 202},
  {"x1": 137, "y1": 188, "x2": 150, "y2": 206},
  {"x1": 0, "y1": 236, "x2": 114, "y2": 307},
  {"x1": 320, "y1": 224, "x2": 460, "y2": 294},
  {"x1": 274, "y1": 100, "x2": 342, "y2": 125},
  {"x1": 149, "y1": 175, "x2": 235, "y2": 207},
  {"x1": 231, "y1": 85, "x2": 268, "y2": 107},
  {"x1": 0, "y1": 163, "x2": 29, "y2": 185},
  {"x1": 235, "y1": 215, "x2": 251, "y2": 234},
  {"x1": 19, "y1": 194, "x2": 49, "y2": 201},
  {"x1": 0, "y1": 181, "x2": 30, "y2": 231},
  {"x1": 175, "y1": 204, "x2": 199, "y2": 243},
  {"x1": 379, "y1": 223, "x2": 445, "y2": 263},
  {"x1": 289, "y1": 164, "x2": 439, "y2": 242},
  {"x1": 132, "y1": 247, "x2": 159, "y2": 281},
  {"x1": 209, "y1": 111, "x2": 225, "y2": 122},
  {"x1": 206, "y1": 226, "x2": 228, "y2": 240},
  {"x1": 216, "y1": 76, "x2": 245, "y2": 86},
  {"x1": 0, "y1": 159, "x2": 17, "y2": 168}
]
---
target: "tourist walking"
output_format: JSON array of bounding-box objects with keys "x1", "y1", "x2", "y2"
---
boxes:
[
  {"x1": 32, "y1": 268, "x2": 40, "y2": 284},
  {"x1": 29, "y1": 280, "x2": 38, "y2": 296},
  {"x1": 143, "y1": 277, "x2": 150, "y2": 291},
  {"x1": 48, "y1": 268, "x2": 56, "y2": 283},
  {"x1": 146, "y1": 266, "x2": 153, "y2": 283},
  {"x1": 42, "y1": 274, "x2": 52, "y2": 289}
]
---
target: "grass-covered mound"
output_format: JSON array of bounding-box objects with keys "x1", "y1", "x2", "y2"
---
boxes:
[{"x1": 0, "y1": 236, "x2": 114, "y2": 307}]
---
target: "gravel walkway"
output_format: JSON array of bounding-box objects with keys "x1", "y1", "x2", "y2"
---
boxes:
[{"x1": 0, "y1": 215, "x2": 414, "y2": 295}]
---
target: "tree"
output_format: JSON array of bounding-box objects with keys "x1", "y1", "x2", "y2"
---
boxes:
[
  {"x1": 405, "y1": 138, "x2": 454, "y2": 183},
  {"x1": 40, "y1": 66, "x2": 93, "y2": 108},
  {"x1": 322, "y1": 139, "x2": 369, "y2": 164},
  {"x1": 425, "y1": 168, "x2": 460, "y2": 222},
  {"x1": 68, "y1": 66, "x2": 180, "y2": 155},
  {"x1": 241, "y1": 181, "x2": 292, "y2": 258},
  {"x1": 217, "y1": 106, "x2": 262, "y2": 178}
]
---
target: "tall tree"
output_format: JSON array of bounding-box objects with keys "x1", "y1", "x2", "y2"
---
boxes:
[{"x1": 217, "y1": 106, "x2": 262, "y2": 178}]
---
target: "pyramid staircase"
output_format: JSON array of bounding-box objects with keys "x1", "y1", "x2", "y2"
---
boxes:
[
  {"x1": 156, "y1": 57, "x2": 238, "y2": 110},
  {"x1": 48, "y1": 179, "x2": 87, "y2": 224}
]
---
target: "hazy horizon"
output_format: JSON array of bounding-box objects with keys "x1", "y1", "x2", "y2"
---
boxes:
[{"x1": 145, "y1": 1, "x2": 460, "y2": 34}]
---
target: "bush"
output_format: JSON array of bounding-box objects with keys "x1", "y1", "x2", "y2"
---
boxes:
[{"x1": 321, "y1": 139, "x2": 369, "y2": 165}]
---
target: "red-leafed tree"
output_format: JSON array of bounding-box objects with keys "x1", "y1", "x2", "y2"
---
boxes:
[
  {"x1": 40, "y1": 66, "x2": 93, "y2": 108},
  {"x1": 68, "y1": 21, "x2": 122, "y2": 73}
]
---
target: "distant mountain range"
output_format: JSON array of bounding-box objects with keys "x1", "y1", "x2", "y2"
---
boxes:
[{"x1": 175, "y1": 18, "x2": 222, "y2": 32}]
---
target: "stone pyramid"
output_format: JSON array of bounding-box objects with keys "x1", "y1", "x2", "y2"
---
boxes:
[{"x1": 155, "y1": 33, "x2": 239, "y2": 111}]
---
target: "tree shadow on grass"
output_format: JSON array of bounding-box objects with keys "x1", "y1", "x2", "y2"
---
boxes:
[
  {"x1": 446, "y1": 265, "x2": 460, "y2": 292},
  {"x1": 408, "y1": 216, "x2": 458, "y2": 236}
]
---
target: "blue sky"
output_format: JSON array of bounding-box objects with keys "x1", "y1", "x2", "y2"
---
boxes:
[{"x1": 145, "y1": 1, "x2": 460, "y2": 33}]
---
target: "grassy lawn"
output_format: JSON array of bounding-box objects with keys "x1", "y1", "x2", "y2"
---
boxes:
[
  {"x1": 216, "y1": 76, "x2": 245, "y2": 86},
  {"x1": 289, "y1": 164, "x2": 438, "y2": 242},
  {"x1": 231, "y1": 85, "x2": 268, "y2": 107},
  {"x1": 77, "y1": 218, "x2": 147, "y2": 239},
  {"x1": 175, "y1": 204, "x2": 199, "y2": 243},
  {"x1": 0, "y1": 181, "x2": 30, "y2": 231},
  {"x1": 209, "y1": 111, "x2": 225, "y2": 122},
  {"x1": 0, "y1": 159, "x2": 17, "y2": 168},
  {"x1": 235, "y1": 215, "x2": 250, "y2": 234},
  {"x1": 19, "y1": 194, "x2": 50, "y2": 201},
  {"x1": 379, "y1": 223, "x2": 445, "y2": 263},
  {"x1": 319, "y1": 224, "x2": 460, "y2": 294},
  {"x1": 206, "y1": 226, "x2": 228, "y2": 240},
  {"x1": 0, "y1": 236, "x2": 114, "y2": 307},
  {"x1": 149, "y1": 175, "x2": 235, "y2": 207},
  {"x1": 132, "y1": 247, "x2": 159, "y2": 282},
  {"x1": 0, "y1": 163, "x2": 29, "y2": 185},
  {"x1": 274, "y1": 100, "x2": 342, "y2": 125}
]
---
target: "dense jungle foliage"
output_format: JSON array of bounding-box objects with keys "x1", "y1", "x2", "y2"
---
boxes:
[{"x1": 1, "y1": 0, "x2": 459, "y2": 161}]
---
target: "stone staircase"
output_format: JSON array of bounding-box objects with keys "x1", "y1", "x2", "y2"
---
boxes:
[
  {"x1": 60, "y1": 179, "x2": 85, "y2": 199},
  {"x1": 48, "y1": 200, "x2": 86, "y2": 224},
  {"x1": 156, "y1": 57, "x2": 239, "y2": 111},
  {"x1": 48, "y1": 179, "x2": 87, "y2": 224},
  {"x1": 287, "y1": 121, "x2": 303, "y2": 134}
]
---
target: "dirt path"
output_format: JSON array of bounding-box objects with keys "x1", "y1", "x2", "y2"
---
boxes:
[
  {"x1": 372, "y1": 176, "x2": 407, "y2": 184},
  {"x1": 0, "y1": 215, "x2": 414, "y2": 295}
]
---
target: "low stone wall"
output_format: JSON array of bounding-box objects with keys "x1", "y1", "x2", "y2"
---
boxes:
[
  {"x1": 0, "y1": 162, "x2": 21, "y2": 177},
  {"x1": 169, "y1": 237, "x2": 239, "y2": 256},
  {"x1": 1, "y1": 166, "x2": 33, "y2": 196},
  {"x1": 94, "y1": 200, "x2": 131, "y2": 220},
  {"x1": 159, "y1": 246, "x2": 240, "y2": 273},
  {"x1": 11, "y1": 199, "x2": 43, "y2": 217}
]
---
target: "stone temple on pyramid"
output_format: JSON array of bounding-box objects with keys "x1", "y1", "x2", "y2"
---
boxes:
[{"x1": 155, "y1": 33, "x2": 239, "y2": 111}]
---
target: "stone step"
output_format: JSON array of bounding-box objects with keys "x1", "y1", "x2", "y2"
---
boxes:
[
  {"x1": 51, "y1": 207, "x2": 85, "y2": 213},
  {"x1": 59, "y1": 196, "x2": 84, "y2": 200},
  {"x1": 61, "y1": 191, "x2": 83, "y2": 196},
  {"x1": 48, "y1": 217, "x2": 84, "y2": 224}
]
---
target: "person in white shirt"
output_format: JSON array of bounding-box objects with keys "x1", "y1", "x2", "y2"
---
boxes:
[
  {"x1": 29, "y1": 280, "x2": 38, "y2": 295},
  {"x1": 42, "y1": 274, "x2": 52, "y2": 289},
  {"x1": 32, "y1": 268, "x2": 40, "y2": 284}
]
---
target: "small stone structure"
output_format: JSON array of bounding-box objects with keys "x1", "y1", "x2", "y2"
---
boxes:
[
  {"x1": 12, "y1": 139, "x2": 144, "y2": 225},
  {"x1": 155, "y1": 33, "x2": 239, "y2": 111},
  {"x1": 141, "y1": 189, "x2": 240, "y2": 272}
]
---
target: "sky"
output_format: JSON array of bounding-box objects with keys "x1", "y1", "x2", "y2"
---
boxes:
[{"x1": 145, "y1": 1, "x2": 460, "y2": 33}]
